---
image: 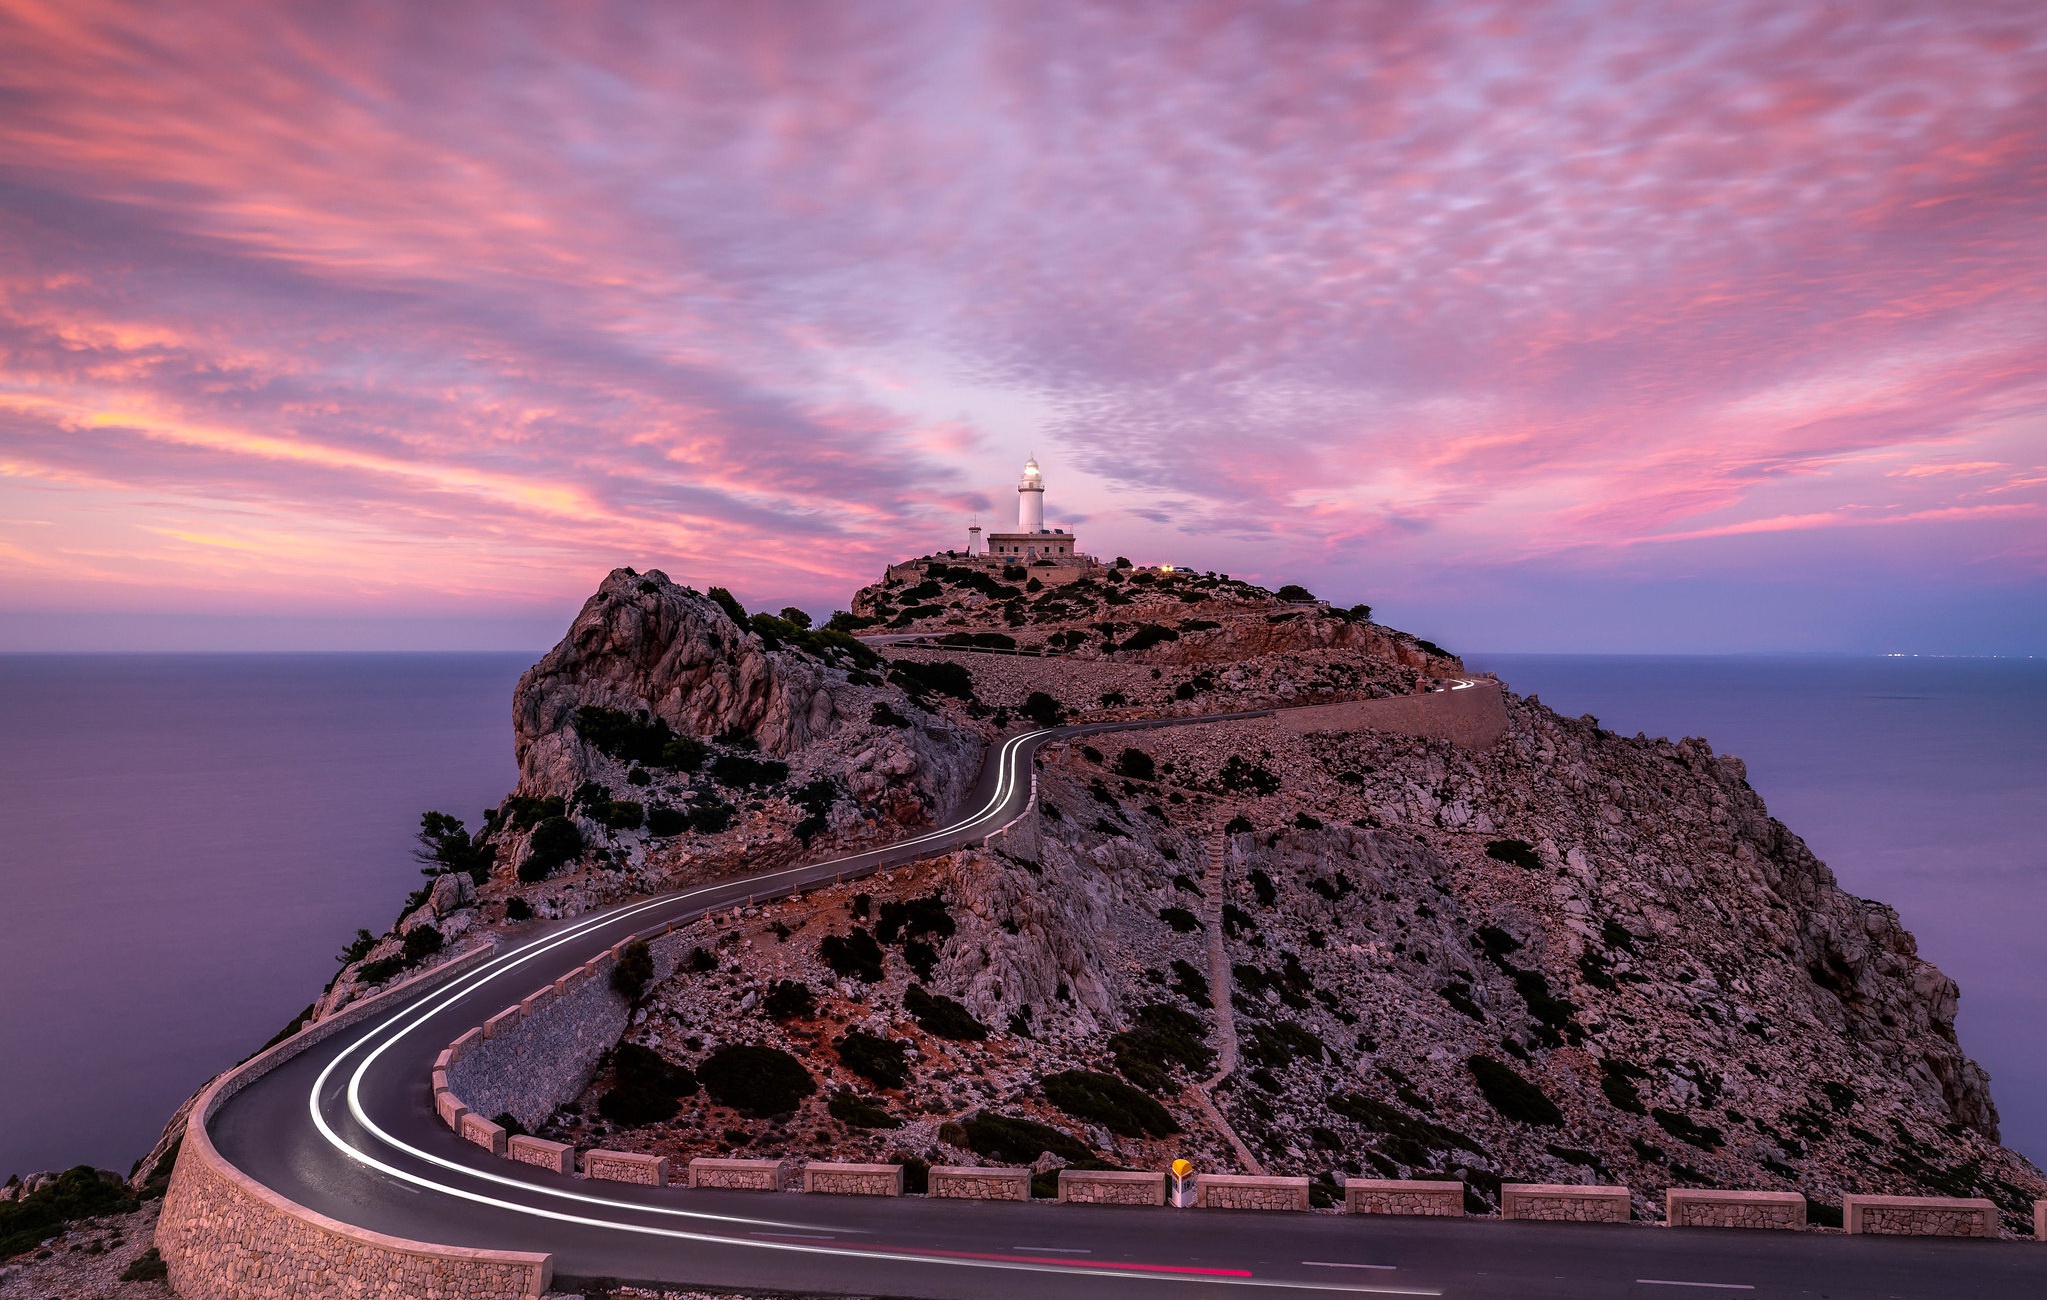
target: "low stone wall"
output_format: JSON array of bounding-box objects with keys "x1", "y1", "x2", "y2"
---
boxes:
[
  {"x1": 1194, "y1": 1174, "x2": 1309, "y2": 1211},
  {"x1": 1058, "y1": 1170, "x2": 1166, "y2": 1206},
  {"x1": 928, "y1": 1166, "x2": 1030, "y2": 1200},
  {"x1": 507, "y1": 1136, "x2": 575, "y2": 1176},
  {"x1": 687, "y1": 1157, "x2": 796, "y2": 1191},
  {"x1": 157, "y1": 943, "x2": 556, "y2": 1299},
  {"x1": 460, "y1": 1113, "x2": 508, "y2": 1156},
  {"x1": 1666, "y1": 1188, "x2": 1804, "y2": 1230},
  {"x1": 803, "y1": 1162, "x2": 903, "y2": 1196},
  {"x1": 1843, "y1": 1194, "x2": 1997, "y2": 1237},
  {"x1": 584, "y1": 1150, "x2": 669, "y2": 1186},
  {"x1": 1502, "y1": 1184, "x2": 1631, "y2": 1223},
  {"x1": 1344, "y1": 1178, "x2": 1464, "y2": 1217},
  {"x1": 1276, "y1": 680, "x2": 1507, "y2": 750}
]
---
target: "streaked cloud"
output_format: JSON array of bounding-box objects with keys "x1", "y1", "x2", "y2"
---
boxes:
[{"x1": 0, "y1": 0, "x2": 2041, "y2": 648}]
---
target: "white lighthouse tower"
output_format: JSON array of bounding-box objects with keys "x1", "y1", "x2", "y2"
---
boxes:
[{"x1": 1017, "y1": 456, "x2": 1046, "y2": 533}]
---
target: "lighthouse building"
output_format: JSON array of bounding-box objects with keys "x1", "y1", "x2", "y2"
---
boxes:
[{"x1": 886, "y1": 455, "x2": 1098, "y2": 583}]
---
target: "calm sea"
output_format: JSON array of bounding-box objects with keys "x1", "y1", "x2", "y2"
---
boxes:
[{"x1": 0, "y1": 653, "x2": 2041, "y2": 1178}]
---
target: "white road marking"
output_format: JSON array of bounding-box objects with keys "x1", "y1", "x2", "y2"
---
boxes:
[
  {"x1": 1304, "y1": 1262, "x2": 1397, "y2": 1271},
  {"x1": 750, "y1": 1232, "x2": 836, "y2": 1241},
  {"x1": 1633, "y1": 1282, "x2": 1755, "y2": 1291},
  {"x1": 1012, "y1": 1246, "x2": 1091, "y2": 1254}
]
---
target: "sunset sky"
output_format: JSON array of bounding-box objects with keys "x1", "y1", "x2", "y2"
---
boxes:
[{"x1": 2, "y1": 1, "x2": 2042, "y2": 652}]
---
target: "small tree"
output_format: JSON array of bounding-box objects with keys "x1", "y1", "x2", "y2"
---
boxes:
[
  {"x1": 779, "y1": 606, "x2": 813, "y2": 629},
  {"x1": 611, "y1": 939, "x2": 654, "y2": 1003},
  {"x1": 706, "y1": 586, "x2": 747, "y2": 624}
]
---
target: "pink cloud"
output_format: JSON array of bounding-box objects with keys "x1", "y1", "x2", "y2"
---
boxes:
[{"x1": 0, "y1": 0, "x2": 2040, "y2": 644}]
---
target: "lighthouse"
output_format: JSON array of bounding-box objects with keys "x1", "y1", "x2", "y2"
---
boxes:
[{"x1": 1018, "y1": 456, "x2": 1046, "y2": 533}]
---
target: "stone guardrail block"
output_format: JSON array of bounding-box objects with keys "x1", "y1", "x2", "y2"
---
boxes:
[
  {"x1": 156, "y1": 941, "x2": 555, "y2": 1300},
  {"x1": 434, "y1": 1088, "x2": 467, "y2": 1132},
  {"x1": 1843, "y1": 1194, "x2": 1997, "y2": 1237},
  {"x1": 928, "y1": 1166, "x2": 1030, "y2": 1201},
  {"x1": 1502, "y1": 1183, "x2": 1632, "y2": 1223},
  {"x1": 585, "y1": 1149, "x2": 671, "y2": 1186},
  {"x1": 460, "y1": 1112, "x2": 508, "y2": 1157},
  {"x1": 1194, "y1": 1174, "x2": 1309, "y2": 1211},
  {"x1": 507, "y1": 1136, "x2": 576, "y2": 1176},
  {"x1": 483, "y1": 1006, "x2": 521, "y2": 1039},
  {"x1": 1666, "y1": 1188, "x2": 1805, "y2": 1230},
  {"x1": 686, "y1": 1157, "x2": 797, "y2": 1191},
  {"x1": 450, "y1": 1026, "x2": 483, "y2": 1062},
  {"x1": 433, "y1": 1048, "x2": 453, "y2": 1072},
  {"x1": 431, "y1": 1068, "x2": 449, "y2": 1094},
  {"x1": 1343, "y1": 1177, "x2": 1465, "y2": 1217},
  {"x1": 1057, "y1": 1169, "x2": 1167, "y2": 1206},
  {"x1": 520, "y1": 987, "x2": 551, "y2": 1016},
  {"x1": 803, "y1": 1162, "x2": 904, "y2": 1196}
]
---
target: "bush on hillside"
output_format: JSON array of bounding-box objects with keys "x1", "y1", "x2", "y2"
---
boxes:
[
  {"x1": 835, "y1": 1029, "x2": 911, "y2": 1090},
  {"x1": 819, "y1": 927, "x2": 885, "y2": 982},
  {"x1": 1042, "y1": 1069, "x2": 1179, "y2": 1138},
  {"x1": 1468, "y1": 1054, "x2": 1562, "y2": 1127},
  {"x1": 697, "y1": 1044, "x2": 814, "y2": 1117},
  {"x1": 904, "y1": 984, "x2": 987, "y2": 1040},
  {"x1": 519, "y1": 816, "x2": 583, "y2": 881},
  {"x1": 763, "y1": 978, "x2": 815, "y2": 1021},
  {"x1": 1485, "y1": 838, "x2": 1543, "y2": 869},
  {"x1": 0, "y1": 1166, "x2": 135, "y2": 1259},
  {"x1": 960, "y1": 1112, "x2": 1091, "y2": 1166},
  {"x1": 827, "y1": 1089, "x2": 901, "y2": 1130}
]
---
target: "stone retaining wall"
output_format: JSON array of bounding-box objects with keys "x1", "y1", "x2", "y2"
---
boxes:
[
  {"x1": 1666, "y1": 1188, "x2": 1804, "y2": 1230},
  {"x1": 584, "y1": 1150, "x2": 669, "y2": 1186},
  {"x1": 1502, "y1": 1183, "x2": 1631, "y2": 1223},
  {"x1": 1343, "y1": 1178, "x2": 1464, "y2": 1217},
  {"x1": 928, "y1": 1166, "x2": 1030, "y2": 1200},
  {"x1": 803, "y1": 1163, "x2": 903, "y2": 1196},
  {"x1": 687, "y1": 1157, "x2": 796, "y2": 1191},
  {"x1": 1058, "y1": 1170, "x2": 1166, "y2": 1205},
  {"x1": 1843, "y1": 1194, "x2": 1997, "y2": 1237},
  {"x1": 1276, "y1": 680, "x2": 1507, "y2": 750},
  {"x1": 1194, "y1": 1174, "x2": 1309, "y2": 1211},
  {"x1": 156, "y1": 943, "x2": 556, "y2": 1299},
  {"x1": 444, "y1": 927, "x2": 702, "y2": 1132}
]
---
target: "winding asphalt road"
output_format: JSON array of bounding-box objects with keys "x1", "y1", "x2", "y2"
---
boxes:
[{"x1": 210, "y1": 710, "x2": 2047, "y2": 1299}]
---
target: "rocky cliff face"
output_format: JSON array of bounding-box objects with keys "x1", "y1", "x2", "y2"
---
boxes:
[{"x1": 550, "y1": 683, "x2": 2043, "y2": 1233}]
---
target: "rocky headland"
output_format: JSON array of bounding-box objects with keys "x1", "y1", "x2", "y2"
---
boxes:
[{"x1": 14, "y1": 555, "x2": 2040, "y2": 1284}]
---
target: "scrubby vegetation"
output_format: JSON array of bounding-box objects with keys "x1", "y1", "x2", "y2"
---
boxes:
[
  {"x1": 835, "y1": 1029, "x2": 911, "y2": 1090},
  {"x1": 0, "y1": 1166, "x2": 135, "y2": 1259},
  {"x1": 696, "y1": 1044, "x2": 815, "y2": 1117},
  {"x1": 904, "y1": 984, "x2": 988, "y2": 1040},
  {"x1": 1042, "y1": 1069, "x2": 1178, "y2": 1138},
  {"x1": 598, "y1": 1043, "x2": 699, "y2": 1124},
  {"x1": 1468, "y1": 1054, "x2": 1562, "y2": 1127}
]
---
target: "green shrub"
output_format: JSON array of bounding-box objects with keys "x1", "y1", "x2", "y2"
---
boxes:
[
  {"x1": 1118, "y1": 623, "x2": 1180, "y2": 653},
  {"x1": 961, "y1": 1111, "x2": 1091, "y2": 1166},
  {"x1": 504, "y1": 794, "x2": 565, "y2": 830},
  {"x1": 520, "y1": 816, "x2": 583, "y2": 881},
  {"x1": 763, "y1": 979, "x2": 815, "y2": 1021},
  {"x1": 337, "y1": 927, "x2": 377, "y2": 964},
  {"x1": 357, "y1": 956, "x2": 407, "y2": 986},
  {"x1": 1108, "y1": 1003, "x2": 1213, "y2": 1087},
  {"x1": 1652, "y1": 1107, "x2": 1725, "y2": 1150},
  {"x1": 835, "y1": 1029, "x2": 910, "y2": 1090},
  {"x1": 1020, "y1": 691, "x2": 1064, "y2": 727},
  {"x1": 1249, "y1": 869, "x2": 1277, "y2": 906},
  {"x1": 870, "y1": 701, "x2": 910, "y2": 728},
  {"x1": 413, "y1": 810, "x2": 493, "y2": 884},
  {"x1": 819, "y1": 927, "x2": 885, "y2": 982},
  {"x1": 1219, "y1": 756, "x2": 1279, "y2": 795},
  {"x1": 904, "y1": 984, "x2": 988, "y2": 1040},
  {"x1": 661, "y1": 735, "x2": 708, "y2": 771},
  {"x1": 889, "y1": 659, "x2": 976, "y2": 700},
  {"x1": 645, "y1": 806, "x2": 689, "y2": 836},
  {"x1": 710, "y1": 752, "x2": 789, "y2": 788},
  {"x1": 1224, "y1": 813, "x2": 1253, "y2": 834},
  {"x1": 697, "y1": 1044, "x2": 814, "y2": 1117},
  {"x1": 1168, "y1": 959, "x2": 1211, "y2": 1007},
  {"x1": 1114, "y1": 748, "x2": 1156, "y2": 780},
  {"x1": 690, "y1": 798, "x2": 733, "y2": 833},
  {"x1": 827, "y1": 1089, "x2": 901, "y2": 1129},
  {"x1": 1043, "y1": 1069, "x2": 1179, "y2": 1138},
  {"x1": 1467, "y1": 1055, "x2": 1562, "y2": 1127},
  {"x1": 1599, "y1": 1058, "x2": 1648, "y2": 1114},
  {"x1": 597, "y1": 800, "x2": 644, "y2": 830},
  {"x1": 1242, "y1": 1019, "x2": 1326, "y2": 1069},
  {"x1": 706, "y1": 586, "x2": 747, "y2": 624},
  {"x1": 611, "y1": 940, "x2": 653, "y2": 1003},
  {"x1": 876, "y1": 893, "x2": 955, "y2": 945},
  {"x1": 1485, "y1": 838, "x2": 1542, "y2": 869},
  {"x1": 1157, "y1": 906, "x2": 1201, "y2": 933},
  {"x1": 1276, "y1": 584, "x2": 1315, "y2": 602},
  {"x1": 120, "y1": 1247, "x2": 167, "y2": 1282},
  {"x1": 0, "y1": 1166, "x2": 135, "y2": 1259},
  {"x1": 401, "y1": 925, "x2": 442, "y2": 964}
]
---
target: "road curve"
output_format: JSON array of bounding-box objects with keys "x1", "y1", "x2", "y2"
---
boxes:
[{"x1": 203, "y1": 708, "x2": 2047, "y2": 1299}]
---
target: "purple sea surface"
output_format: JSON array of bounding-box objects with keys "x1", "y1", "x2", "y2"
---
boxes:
[{"x1": 0, "y1": 652, "x2": 2041, "y2": 1178}]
